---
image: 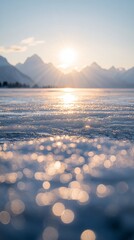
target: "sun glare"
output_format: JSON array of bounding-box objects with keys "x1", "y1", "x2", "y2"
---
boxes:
[
  {"x1": 60, "y1": 88, "x2": 77, "y2": 107},
  {"x1": 62, "y1": 94, "x2": 76, "y2": 105},
  {"x1": 59, "y1": 48, "x2": 77, "y2": 69}
]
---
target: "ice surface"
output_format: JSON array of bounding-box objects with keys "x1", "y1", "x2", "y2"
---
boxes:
[{"x1": 0, "y1": 88, "x2": 134, "y2": 142}]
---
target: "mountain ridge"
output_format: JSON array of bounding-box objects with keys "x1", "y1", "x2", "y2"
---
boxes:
[
  {"x1": 0, "y1": 55, "x2": 33, "y2": 86},
  {"x1": 0, "y1": 55, "x2": 134, "y2": 88}
]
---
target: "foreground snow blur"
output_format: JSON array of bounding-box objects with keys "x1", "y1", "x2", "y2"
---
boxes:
[{"x1": 0, "y1": 136, "x2": 134, "y2": 240}]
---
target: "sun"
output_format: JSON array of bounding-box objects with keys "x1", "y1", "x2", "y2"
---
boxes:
[{"x1": 59, "y1": 48, "x2": 77, "y2": 69}]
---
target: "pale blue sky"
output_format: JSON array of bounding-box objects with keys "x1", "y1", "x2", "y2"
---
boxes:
[{"x1": 0, "y1": 0, "x2": 134, "y2": 69}]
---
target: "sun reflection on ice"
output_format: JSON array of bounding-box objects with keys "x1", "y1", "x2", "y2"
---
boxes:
[
  {"x1": 62, "y1": 93, "x2": 77, "y2": 106},
  {"x1": 60, "y1": 88, "x2": 77, "y2": 107},
  {"x1": 63, "y1": 88, "x2": 74, "y2": 92}
]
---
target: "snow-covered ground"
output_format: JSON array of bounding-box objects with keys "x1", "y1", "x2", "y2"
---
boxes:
[{"x1": 0, "y1": 89, "x2": 134, "y2": 240}]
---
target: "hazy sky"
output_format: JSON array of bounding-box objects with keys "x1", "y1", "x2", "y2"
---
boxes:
[{"x1": 0, "y1": 0, "x2": 134, "y2": 70}]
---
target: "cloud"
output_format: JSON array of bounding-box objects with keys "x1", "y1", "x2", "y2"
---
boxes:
[
  {"x1": 9, "y1": 45, "x2": 27, "y2": 52},
  {"x1": 20, "y1": 37, "x2": 35, "y2": 45},
  {"x1": 0, "y1": 45, "x2": 27, "y2": 53},
  {"x1": 21, "y1": 37, "x2": 44, "y2": 46},
  {"x1": 0, "y1": 37, "x2": 44, "y2": 53}
]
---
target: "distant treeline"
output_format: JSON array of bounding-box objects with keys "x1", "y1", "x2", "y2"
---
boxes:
[
  {"x1": 0, "y1": 81, "x2": 60, "y2": 88},
  {"x1": 0, "y1": 81, "x2": 30, "y2": 88}
]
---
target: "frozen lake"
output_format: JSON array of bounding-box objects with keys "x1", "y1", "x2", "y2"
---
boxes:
[
  {"x1": 0, "y1": 88, "x2": 134, "y2": 240},
  {"x1": 0, "y1": 88, "x2": 134, "y2": 142}
]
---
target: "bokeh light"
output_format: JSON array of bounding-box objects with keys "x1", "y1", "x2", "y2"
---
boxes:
[
  {"x1": 61, "y1": 209, "x2": 75, "y2": 224},
  {"x1": 81, "y1": 229, "x2": 96, "y2": 240},
  {"x1": 42, "y1": 226, "x2": 58, "y2": 240},
  {"x1": 52, "y1": 202, "x2": 65, "y2": 217}
]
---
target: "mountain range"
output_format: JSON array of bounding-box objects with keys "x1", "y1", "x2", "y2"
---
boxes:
[
  {"x1": 0, "y1": 54, "x2": 134, "y2": 88},
  {"x1": 0, "y1": 56, "x2": 33, "y2": 87}
]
